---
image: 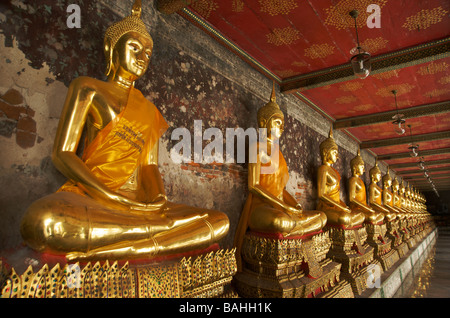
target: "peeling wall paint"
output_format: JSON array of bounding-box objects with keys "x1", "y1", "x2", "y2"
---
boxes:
[{"x1": 0, "y1": 1, "x2": 370, "y2": 253}]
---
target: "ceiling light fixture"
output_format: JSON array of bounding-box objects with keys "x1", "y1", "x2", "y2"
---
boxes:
[
  {"x1": 391, "y1": 90, "x2": 406, "y2": 136},
  {"x1": 407, "y1": 124, "x2": 419, "y2": 156},
  {"x1": 349, "y1": 10, "x2": 371, "y2": 79}
]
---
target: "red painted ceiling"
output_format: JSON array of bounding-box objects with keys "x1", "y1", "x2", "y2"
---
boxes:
[{"x1": 182, "y1": 0, "x2": 450, "y2": 192}]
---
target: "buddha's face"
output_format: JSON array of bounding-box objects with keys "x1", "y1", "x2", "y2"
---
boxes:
[
  {"x1": 327, "y1": 148, "x2": 339, "y2": 164},
  {"x1": 384, "y1": 178, "x2": 392, "y2": 188},
  {"x1": 113, "y1": 31, "x2": 153, "y2": 79},
  {"x1": 357, "y1": 163, "x2": 364, "y2": 175},
  {"x1": 392, "y1": 183, "x2": 399, "y2": 192},
  {"x1": 266, "y1": 114, "x2": 284, "y2": 140},
  {"x1": 371, "y1": 171, "x2": 381, "y2": 183}
]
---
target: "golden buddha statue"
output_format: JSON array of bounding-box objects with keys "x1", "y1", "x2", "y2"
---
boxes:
[
  {"x1": 348, "y1": 149, "x2": 384, "y2": 224},
  {"x1": 234, "y1": 85, "x2": 327, "y2": 270},
  {"x1": 380, "y1": 167, "x2": 399, "y2": 222},
  {"x1": 368, "y1": 160, "x2": 391, "y2": 217},
  {"x1": 233, "y1": 85, "x2": 347, "y2": 298},
  {"x1": 20, "y1": 0, "x2": 229, "y2": 262},
  {"x1": 317, "y1": 127, "x2": 374, "y2": 296},
  {"x1": 316, "y1": 127, "x2": 364, "y2": 228},
  {"x1": 399, "y1": 181, "x2": 417, "y2": 247}
]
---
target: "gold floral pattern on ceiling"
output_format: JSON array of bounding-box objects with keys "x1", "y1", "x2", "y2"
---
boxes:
[
  {"x1": 232, "y1": 0, "x2": 245, "y2": 12},
  {"x1": 336, "y1": 95, "x2": 358, "y2": 104},
  {"x1": 324, "y1": 0, "x2": 388, "y2": 30},
  {"x1": 304, "y1": 43, "x2": 335, "y2": 59},
  {"x1": 438, "y1": 75, "x2": 450, "y2": 85},
  {"x1": 274, "y1": 69, "x2": 297, "y2": 77},
  {"x1": 360, "y1": 37, "x2": 389, "y2": 54},
  {"x1": 417, "y1": 61, "x2": 449, "y2": 76},
  {"x1": 423, "y1": 88, "x2": 450, "y2": 98},
  {"x1": 266, "y1": 27, "x2": 300, "y2": 46},
  {"x1": 339, "y1": 81, "x2": 364, "y2": 92},
  {"x1": 373, "y1": 70, "x2": 400, "y2": 80},
  {"x1": 291, "y1": 61, "x2": 308, "y2": 68},
  {"x1": 376, "y1": 83, "x2": 415, "y2": 97},
  {"x1": 402, "y1": 6, "x2": 449, "y2": 31},
  {"x1": 259, "y1": 0, "x2": 298, "y2": 16},
  {"x1": 191, "y1": 0, "x2": 219, "y2": 19},
  {"x1": 354, "y1": 104, "x2": 375, "y2": 111}
]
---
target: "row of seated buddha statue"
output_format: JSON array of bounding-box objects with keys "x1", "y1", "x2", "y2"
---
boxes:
[
  {"x1": 233, "y1": 86, "x2": 434, "y2": 298},
  {"x1": 6, "y1": 0, "x2": 434, "y2": 299}
]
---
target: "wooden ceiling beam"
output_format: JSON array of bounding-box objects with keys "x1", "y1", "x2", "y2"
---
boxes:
[
  {"x1": 333, "y1": 101, "x2": 450, "y2": 130},
  {"x1": 377, "y1": 147, "x2": 450, "y2": 160},
  {"x1": 360, "y1": 130, "x2": 450, "y2": 149},
  {"x1": 280, "y1": 37, "x2": 450, "y2": 93},
  {"x1": 395, "y1": 166, "x2": 450, "y2": 175},
  {"x1": 389, "y1": 158, "x2": 450, "y2": 169}
]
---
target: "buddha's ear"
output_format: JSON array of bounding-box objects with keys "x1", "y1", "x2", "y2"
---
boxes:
[
  {"x1": 259, "y1": 119, "x2": 266, "y2": 129},
  {"x1": 104, "y1": 38, "x2": 113, "y2": 76}
]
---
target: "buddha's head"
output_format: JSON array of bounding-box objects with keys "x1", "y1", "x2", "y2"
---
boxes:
[
  {"x1": 257, "y1": 83, "x2": 284, "y2": 141},
  {"x1": 406, "y1": 185, "x2": 411, "y2": 198},
  {"x1": 320, "y1": 125, "x2": 339, "y2": 165},
  {"x1": 400, "y1": 181, "x2": 406, "y2": 195},
  {"x1": 392, "y1": 177, "x2": 399, "y2": 193},
  {"x1": 369, "y1": 159, "x2": 381, "y2": 184},
  {"x1": 350, "y1": 148, "x2": 365, "y2": 177},
  {"x1": 104, "y1": 0, "x2": 153, "y2": 81},
  {"x1": 382, "y1": 167, "x2": 392, "y2": 189}
]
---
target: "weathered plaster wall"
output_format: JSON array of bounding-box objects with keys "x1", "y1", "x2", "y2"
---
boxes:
[{"x1": 0, "y1": 0, "x2": 382, "y2": 254}]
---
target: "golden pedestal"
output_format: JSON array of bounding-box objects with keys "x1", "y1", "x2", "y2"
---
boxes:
[
  {"x1": 0, "y1": 248, "x2": 237, "y2": 298},
  {"x1": 234, "y1": 231, "x2": 352, "y2": 298},
  {"x1": 386, "y1": 219, "x2": 409, "y2": 258},
  {"x1": 364, "y1": 223, "x2": 399, "y2": 272},
  {"x1": 325, "y1": 225, "x2": 377, "y2": 296},
  {"x1": 404, "y1": 219, "x2": 417, "y2": 249}
]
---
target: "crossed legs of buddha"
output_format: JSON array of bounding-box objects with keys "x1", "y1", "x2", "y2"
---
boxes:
[{"x1": 20, "y1": 191, "x2": 229, "y2": 261}]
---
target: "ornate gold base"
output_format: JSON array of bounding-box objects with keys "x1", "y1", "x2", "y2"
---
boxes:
[
  {"x1": 234, "y1": 231, "x2": 345, "y2": 298},
  {"x1": 0, "y1": 248, "x2": 237, "y2": 298},
  {"x1": 325, "y1": 225, "x2": 376, "y2": 296},
  {"x1": 364, "y1": 223, "x2": 399, "y2": 271},
  {"x1": 405, "y1": 234, "x2": 417, "y2": 249},
  {"x1": 394, "y1": 241, "x2": 409, "y2": 259}
]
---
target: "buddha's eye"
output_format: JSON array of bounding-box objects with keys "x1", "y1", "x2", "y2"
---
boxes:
[{"x1": 129, "y1": 43, "x2": 140, "y2": 52}]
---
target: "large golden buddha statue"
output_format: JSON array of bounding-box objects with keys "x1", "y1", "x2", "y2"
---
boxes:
[
  {"x1": 348, "y1": 149, "x2": 384, "y2": 225},
  {"x1": 316, "y1": 127, "x2": 364, "y2": 228},
  {"x1": 20, "y1": 0, "x2": 229, "y2": 262}
]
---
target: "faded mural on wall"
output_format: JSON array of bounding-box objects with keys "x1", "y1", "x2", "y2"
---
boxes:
[{"x1": 0, "y1": 0, "x2": 363, "y2": 257}]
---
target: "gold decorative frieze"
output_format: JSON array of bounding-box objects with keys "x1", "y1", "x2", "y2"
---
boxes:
[
  {"x1": 402, "y1": 7, "x2": 449, "y2": 31},
  {"x1": 0, "y1": 249, "x2": 237, "y2": 298}
]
